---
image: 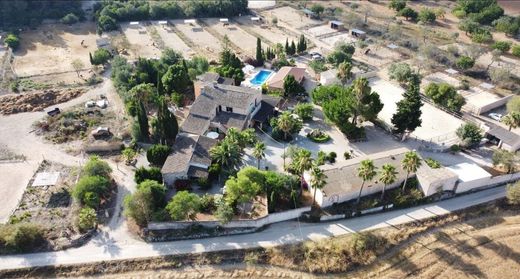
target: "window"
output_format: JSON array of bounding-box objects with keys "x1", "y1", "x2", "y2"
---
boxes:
[{"x1": 226, "y1": 107, "x2": 233, "y2": 113}]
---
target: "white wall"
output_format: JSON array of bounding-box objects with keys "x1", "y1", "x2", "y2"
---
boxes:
[
  {"x1": 148, "y1": 206, "x2": 311, "y2": 230},
  {"x1": 456, "y1": 172, "x2": 520, "y2": 194}
]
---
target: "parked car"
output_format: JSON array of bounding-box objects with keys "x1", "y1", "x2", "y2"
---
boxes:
[
  {"x1": 488, "y1": 113, "x2": 502, "y2": 121},
  {"x1": 47, "y1": 108, "x2": 60, "y2": 116},
  {"x1": 91, "y1": 127, "x2": 111, "y2": 137}
]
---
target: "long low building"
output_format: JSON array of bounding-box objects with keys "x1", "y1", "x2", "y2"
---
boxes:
[{"x1": 305, "y1": 148, "x2": 411, "y2": 207}]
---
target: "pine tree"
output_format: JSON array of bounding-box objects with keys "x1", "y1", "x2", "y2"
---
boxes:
[
  {"x1": 256, "y1": 37, "x2": 264, "y2": 65},
  {"x1": 89, "y1": 52, "x2": 94, "y2": 65},
  {"x1": 137, "y1": 100, "x2": 150, "y2": 141},
  {"x1": 391, "y1": 73, "x2": 423, "y2": 140},
  {"x1": 290, "y1": 40, "x2": 296, "y2": 55},
  {"x1": 285, "y1": 38, "x2": 289, "y2": 55}
]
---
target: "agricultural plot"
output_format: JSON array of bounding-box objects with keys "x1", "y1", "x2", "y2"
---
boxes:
[
  {"x1": 266, "y1": 6, "x2": 321, "y2": 29},
  {"x1": 202, "y1": 18, "x2": 258, "y2": 56},
  {"x1": 172, "y1": 19, "x2": 222, "y2": 60},
  {"x1": 13, "y1": 22, "x2": 98, "y2": 78},
  {"x1": 234, "y1": 16, "x2": 299, "y2": 46},
  {"x1": 120, "y1": 22, "x2": 161, "y2": 59},
  {"x1": 152, "y1": 21, "x2": 193, "y2": 58}
]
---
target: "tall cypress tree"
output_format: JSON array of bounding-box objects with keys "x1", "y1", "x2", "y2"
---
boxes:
[
  {"x1": 137, "y1": 100, "x2": 150, "y2": 142},
  {"x1": 391, "y1": 73, "x2": 423, "y2": 140},
  {"x1": 285, "y1": 38, "x2": 289, "y2": 55},
  {"x1": 290, "y1": 40, "x2": 296, "y2": 55},
  {"x1": 157, "y1": 97, "x2": 178, "y2": 145},
  {"x1": 89, "y1": 52, "x2": 94, "y2": 65},
  {"x1": 256, "y1": 37, "x2": 264, "y2": 65}
]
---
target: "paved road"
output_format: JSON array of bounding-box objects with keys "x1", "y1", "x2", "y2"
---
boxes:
[{"x1": 0, "y1": 186, "x2": 505, "y2": 270}]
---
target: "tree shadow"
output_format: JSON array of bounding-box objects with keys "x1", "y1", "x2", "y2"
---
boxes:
[
  {"x1": 432, "y1": 247, "x2": 485, "y2": 278},
  {"x1": 474, "y1": 235, "x2": 520, "y2": 264},
  {"x1": 435, "y1": 231, "x2": 482, "y2": 258}
]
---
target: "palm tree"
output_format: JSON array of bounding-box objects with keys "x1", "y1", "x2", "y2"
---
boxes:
[
  {"x1": 276, "y1": 111, "x2": 299, "y2": 141},
  {"x1": 310, "y1": 165, "x2": 327, "y2": 207},
  {"x1": 210, "y1": 140, "x2": 242, "y2": 173},
  {"x1": 356, "y1": 159, "x2": 377, "y2": 205},
  {"x1": 291, "y1": 149, "x2": 313, "y2": 189},
  {"x1": 337, "y1": 61, "x2": 353, "y2": 85},
  {"x1": 502, "y1": 112, "x2": 520, "y2": 131},
  {"x1": 378, "y1": 164, "x2": 397, "y2": 202},
  {"x1": 252, "y1": 142, "x2": 266, "y2": 169},
  {"x1": 401, "y1": 151, "x2": 421, "y2": 192}
]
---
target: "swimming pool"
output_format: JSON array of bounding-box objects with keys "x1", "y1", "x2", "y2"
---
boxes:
[{"x1": 249, "y1": 70, "x2": 273, "y2": 86}]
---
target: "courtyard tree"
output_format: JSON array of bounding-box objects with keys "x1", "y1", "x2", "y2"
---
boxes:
[
  {"x1": 378, "y1": 164, "x2": 397, "y2": 202},
  {"x1": 271, "y1": 111, "x2": 303, "y2": 141},
  {"x1": 136, "y1": 99, "x2": 150, "y2": 141},
  {"x1": 134, "y1": 166, "x2": 162, "y2": 184},
  {"x1": 166, "y1": 191, "x2": 201, "y2": 221},
  {"x1": 310, "y1": 165, "x2": 327, "y2": 207},
  {"x1": 391, "y1": 73, "x2": 423, "y2": 140},
  {"x1": 294, "y1": 103, "x2": 314, "y2": 121},
  {"x1": 456, "y1": 123, "x2": 483, "y2": 148},
  {"x1": 349, "y1": 77, "x2": 383, "y2": 126},
  {"x1": 356, "y1": 159, "x2": 377, "y2": 205},
  {"x1": 162, "y1": 63, "x2": 190, "y2": 94},
  {"x1": 217, "y1": 49, "x2": 244, "y2": 84},
  {"x1": 401, "y1": 151, "x2": 421, "y2": 193},
  {"x1": 290, "y1": 149, "x2": 313, "y2": 186},
  {"x1": 72, "y1": 175, "x2": 110, "y2": 207},
  {"x1": 502, "y1": 112, "x2": 520, "y2": 131},
  {"x1": 256, "y1": 37, "x2": 264, "y2": 66},
  {"x1": 215, "y1": 199, "x2": 234, "y2": 224},
  {"x1": 146, "y1": 144, "x2": 171, "y2": 166},
  {"x1": 252, "y1": 142, "x2": 266, "y2": 169},
  {"x1": 327, "y1": 42, "x2": 355, "y2": 66},
  {"x1": 492, "y1": 149, "x2": 518, "y2": 174},
  {"x1": 424, "y1": 83, "x2": 466, "y2": 112},
  {"x1": 388, "y1": 63, "x2": 413, "y2": 84},
  {"x1": 137, "y1": 180, "x2": 167, "y2": 208},
  {"x1": 83, "y1": 155, "x2": 112, "y2": 178},
  {"x1": 90, "y1": 48, "x2": 112, "y2": 65},
  {"x1": 224, "y1": 169, "x2": 262, "y2": 214},
  {"x1": 337, "y1": 61, "x2": 353, "y2": 85},
  {"x1": 210, "y1": 139, "x2": 243, "y2": 174},
  {"x1": 71, "y1": 59, "x2": 84, "y2": 78},
  {"x1": 283, "y1": 75, "x2": 304, "y2": 97}
]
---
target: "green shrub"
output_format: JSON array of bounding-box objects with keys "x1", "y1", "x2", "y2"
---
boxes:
[
  {"x1": 166, "y1": 191, "x2": 201, "y2": 221},
  {"x1": 393, "y1": 188, "x2": 424, "y2": 208},
  {"x1": 60, "y1": 13, "x2": 79, "y2": 24},
  {"x1": 450, "y1": 144, "x2": 461, "y2": 152},
  {"x1": 327, "y1": 152, "x2": 337, "y2": 163},
  {"x1": 344, "y1": 151, "x2": 352, "y2": 160},
  {"x1": 124, "y1": 187, "x2": 154, "y2": 227},
  {"x1": 134, "y1": 166, "x2": 163, "y2": 184},
  {"x1": 507, "y1": 182, "x2": 520, "y2": 205},
  {"x1": 306, "y1": 129, "x2": 331, "y2": 143},
  {"x1": 146, "y1": 144, "x2": 171, "y2": 166},
  {"x1": 78, "y1": 207, "x2": 97, "y2": 232},
  {"x1": 425, "y1": 158, "x2": 442, "y2": 169},
  {"x1": 215, "y1": 200, "x2": 234, "y2": 224},
  {"x1": 72, "y1": 175, "x2": 110, "y2": 205},
  {"x1": 91, "y1": 48, "x2": 112, "y2": 65},
  {"x1": 491, "y1": 41, "x2": 512, "y2": 52},
  {"x1": 294, "y1": 103, "x2": 314, "y2": 121},
  {"x1": 0, "y1": 223, "x2": 44, "y2": 252},
  {"x1": 513, "y1": 45, "x2": 520, "y2": 57},
  {"x1": 4, "y1": 34, "x2": 20, "y2": 50},
  {"x1": 197, "y1": 177, "x2": 210, "y2": 189},
  {"x1": 316, "y1": 151, "x2": 327, "y2": 166},
  {"x1": 137, "y1": 180, "x2": 167, "y2": 208},
  {"x1": 83, "y1": 191, "x2": 100, "y2": 208},
  {"x1": 200, "y1": 194, "x2": 216, "y2": 213},
  {"x1": 83, "y1": 156, "x2": 112, "y2": 178}
]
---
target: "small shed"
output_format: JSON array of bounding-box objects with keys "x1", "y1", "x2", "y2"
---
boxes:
[
  {"x1": 351, "y1": 28, "x2": 366, "y2": 39},
  {"x1": 485, "y1": 123, "x2": 520, "y2": 152},
  {"x1": 251, "y1": 16, "x2": 261, "y2": 22},
  {"x1": 329, "y1": 20, "x2": 345, "y2": 31},
  {"x1": 446, "y1": 163, "x2": 492, "y2": 194},
  {"x1": 416, "y1": 165, "x2": 458, "y2": 196}
]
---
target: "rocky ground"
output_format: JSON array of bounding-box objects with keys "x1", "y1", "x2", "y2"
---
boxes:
[{"x1": 0, "y1": 88, "x2": 86, "y2": 115}]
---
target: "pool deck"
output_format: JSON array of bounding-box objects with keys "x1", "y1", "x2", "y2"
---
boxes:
[{"x1": 242, "y1": 68, "x2": 275, "y2": 89}]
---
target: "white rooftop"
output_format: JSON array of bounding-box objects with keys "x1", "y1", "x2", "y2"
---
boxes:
[
  {"x1": 32, "y1": 172, "x2": 60, "y2": 187},
  {"x1": 446, "y1": 163, "x2": 491, "y2": 182},
  {"x1": 129, "y1": 21, "x2": 139, "y2": 25},
  {"x1": 158, "y1": 20, "x2": 167, "y2": 25},
  {"x1": 184, "y1": 19, "x2": 196, "y2": 24},
  {"x1": 220, "y1": 18, "x2": 229, "y2": 22}
]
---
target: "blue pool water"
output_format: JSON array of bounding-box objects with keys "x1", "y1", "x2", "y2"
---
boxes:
[{"x1": 250, "y1": 70, "x2": 273, "y2": 85}]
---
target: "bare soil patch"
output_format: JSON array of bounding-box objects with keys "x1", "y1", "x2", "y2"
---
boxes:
[
  {"x1": 172, "y1": 19, "x2": 222, "y2": 61},
  {"x1": 120, "y1": 22, "x2": 162, "y2": 59},
  {"x1": 13, "y1": 22, "x2": 98, "y2": 78},
  {"x1": 202, "y1": 18, "x2": 258, "y2": 56},
  {"x1": 152, "y1": 22, "x2": 193, "y2": 58},
  {"x1": 234, "y1": 16, "x2": 299, "y2": 46},
  {"x1": 0, "y1": 88, "x2": 86, "y2": 115}
]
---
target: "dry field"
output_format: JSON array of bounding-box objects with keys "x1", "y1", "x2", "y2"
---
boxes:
[
  {"x1": 266, "y1": 6, "x2": 321, "y2": 29},
  {"x1": 13, "y1": 22, "x2": 98, "y2": 82},
  {"x1": 172, "y1": 19, "x2": 222, "y2": 60},
  {"x1": 120, "y1": 22, "x2": 161, "y2": 59},
  {"x1": 151, "y1": 21, "x2": 193, "y2": 58},
  {"x1": 234, "y1": 16, "x2": 299, "y2": 46},
  {"x1": 202, "y1": 18, "x2": 258, "y2": 56}
]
